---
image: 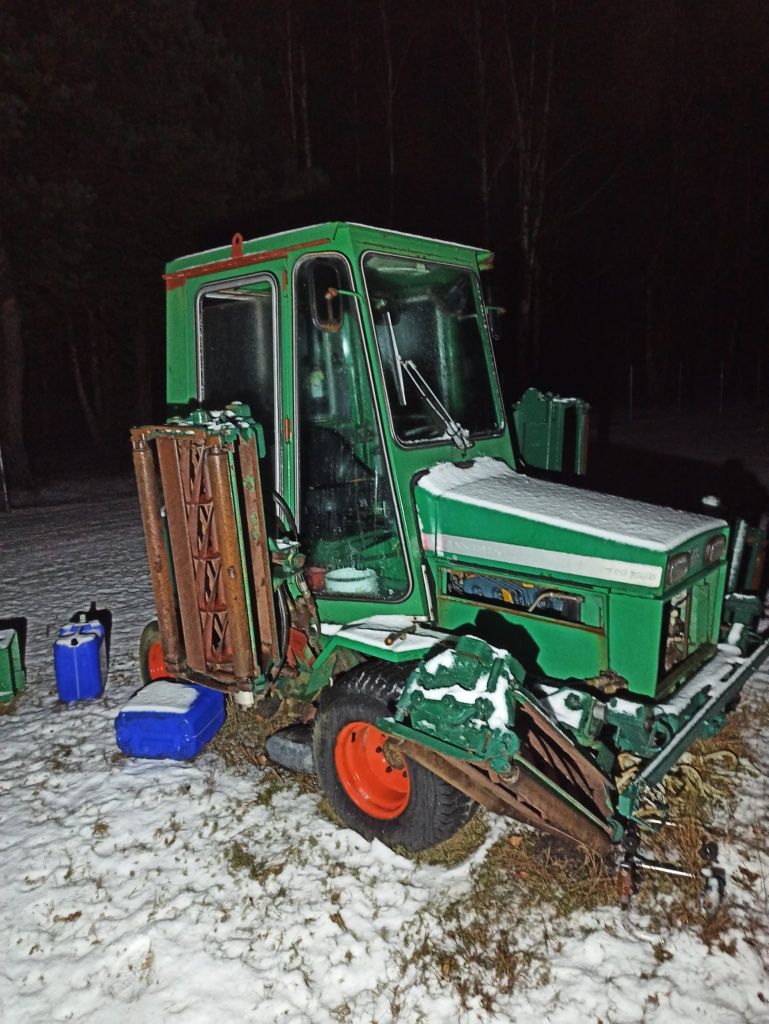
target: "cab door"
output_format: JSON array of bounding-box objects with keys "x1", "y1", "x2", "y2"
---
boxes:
[{"x1": 292, "y1": 254, "x2": 409, "y2": 602}]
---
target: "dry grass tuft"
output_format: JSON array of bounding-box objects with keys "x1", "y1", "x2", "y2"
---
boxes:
[
  {"x1": 638, "y1": 693, "x2": 769, "y2": 940},
  {"x1": 395, "y1": 808, "x2": 492, "y2": 868},
  {"x1": 210, "y1": 695, "x2": 319, "y2": 799},
  {"x1": 210, "y1": 695, "x2": 301, "y2": 769},
  {"x1": 472, "y1": 830, "x2": 617, "y2": 916},
  {"x1": 398, "y1": 828, "x2": 617, "y2": 1009},
  {"x1": 224, "y1": 839, "x2": 284, "y2": 884}
]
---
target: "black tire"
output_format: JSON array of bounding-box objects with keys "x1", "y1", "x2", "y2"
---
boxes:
[
  {"x1": 313, "y1": 661, "x2": 477, "y2": 851},
  {"x1": 139, "y1": 619, "x2": 160, "y2": 686}
]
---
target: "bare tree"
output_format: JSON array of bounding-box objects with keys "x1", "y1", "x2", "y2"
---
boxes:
[
  {"x1": 0, "y1": 218, "x2": 31, "y2": 490},
  {"x1": 502, "y1": 0, "x2": 558, "y2": 373},
  {"x1": 348, "y1": 0, "x2": 362, "y2": 184},
  {"x1": 283, "y1": 1, "x2": 299, "y2": 164},
  {"x1": 298, "y1": 41, "x2": 313, "y2": 172},
  {"x1": 378, "y1": 2, "x2": 413, "y2": 221}
]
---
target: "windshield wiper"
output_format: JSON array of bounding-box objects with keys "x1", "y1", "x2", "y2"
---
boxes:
[{"x1": 385, "y1": 312, "x2": 473, "y2": 453}]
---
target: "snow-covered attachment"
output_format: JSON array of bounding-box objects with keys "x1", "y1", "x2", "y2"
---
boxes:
[
  {"x1": 382, "y1": 636, "x2": 619, "y2": 854},
  {"x1": 393, "y1": 639, "x2": 521, "y2": 772},
  {"x1": 114, "y1": 680, "x2": 225, "y2": 760}
]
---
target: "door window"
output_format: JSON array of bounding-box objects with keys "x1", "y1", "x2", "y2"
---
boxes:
[
  {"x1": 198, "y1": 276, "x2": 278, "y2": 497},
  {"x1": 295, "y1": 256, "x2": 409, "y2": 599}
]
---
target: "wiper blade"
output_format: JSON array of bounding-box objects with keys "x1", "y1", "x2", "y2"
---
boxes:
[
  {"x1": 384, "y1": 310, "x2": 472, "y2": 452},
  {"x1": 385, "y1": 312, "x2": 408, "y2": 406},
  {"x1": 400, "y1": 358, "x2": 473, "y2": 452}
]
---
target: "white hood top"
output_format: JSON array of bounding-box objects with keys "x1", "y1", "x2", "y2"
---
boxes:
[{"x1": 418, "y1": 458, "x2": 725, "y2": 553}]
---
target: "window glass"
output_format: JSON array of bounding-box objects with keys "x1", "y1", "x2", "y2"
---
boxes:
[
  {"x1": 295, "y1": 256, "x2": 409, "y2": 599},
  {"x1": 363, "y1": 254, "x2": 501, "y2": 445},
  {"x1": 199, "y1": 278, "x2": 277, "y2": 495}
]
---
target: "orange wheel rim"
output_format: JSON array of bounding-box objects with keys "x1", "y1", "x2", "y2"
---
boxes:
[
  {"x1": 147, "y1": 639, "x2": 169, "y2": 681},
  {"x1": 334, "y1": 721, "x2": 410, "y2": 820}
]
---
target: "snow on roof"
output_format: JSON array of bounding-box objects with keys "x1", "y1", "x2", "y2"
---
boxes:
[{"x1": 418, "y1": 457, "x2": 725, "y2": 552}]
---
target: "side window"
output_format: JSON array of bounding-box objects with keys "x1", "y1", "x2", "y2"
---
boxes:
[
  {"x1": 295, "y1": 256, "x2": 409, "y2": 600},
  {"x1": 198, "y1": 277, "x2": 277, "y2": 496}
]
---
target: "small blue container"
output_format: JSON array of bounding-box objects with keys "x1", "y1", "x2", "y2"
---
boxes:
[
  {"x1": 53, "y1": 621, "x2": 107, "y2": 702},
  {"x1": 114, "y1": 681, "x2": 225, "y2": 760}
]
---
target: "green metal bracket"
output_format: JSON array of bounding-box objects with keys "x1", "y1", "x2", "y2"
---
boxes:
[
  {"x1": 512, "y1": 387, "x2": 590, "y2": 475},
  {"x1": 618, "y1": 634, "x2": 769, "y2": 819},
  {"x1": 388, "y1": 636, "x2": 524, "y2": 773}
]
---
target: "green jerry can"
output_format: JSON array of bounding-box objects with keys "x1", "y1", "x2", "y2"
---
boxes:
[{"x1": 0, "y1": 627, "x2": 26, "y2": 702}]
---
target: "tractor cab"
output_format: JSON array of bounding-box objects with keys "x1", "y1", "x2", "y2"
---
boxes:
[{"x1": 163, "y1": 223, "x2": 512, "y2": 622}]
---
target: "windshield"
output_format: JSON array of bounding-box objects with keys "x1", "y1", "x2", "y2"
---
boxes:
[{"x1": 363, "y1": 253, "x2": 501, "y2": 446}]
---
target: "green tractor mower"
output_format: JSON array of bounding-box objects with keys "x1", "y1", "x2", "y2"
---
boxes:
[{"x1": 132, "y1": 223, "x2": 768, "y2": 901}]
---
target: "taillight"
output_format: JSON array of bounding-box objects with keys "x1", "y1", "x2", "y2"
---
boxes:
[
  {"x1": 665, "y1": 553, "x2": 690, "y2": 587},
  {"x1": 704, "y1": 534, "x2": 727, "y2": 564}
]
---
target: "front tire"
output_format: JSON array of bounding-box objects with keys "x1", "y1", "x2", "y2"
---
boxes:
[{"x1": 313, "y1": 661, "x2": 476, "y2": 851}]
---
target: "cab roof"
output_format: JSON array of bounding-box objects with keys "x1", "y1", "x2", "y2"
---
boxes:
[{"x1": 165, "y1": 222, "x2": 494, "y2": 278}]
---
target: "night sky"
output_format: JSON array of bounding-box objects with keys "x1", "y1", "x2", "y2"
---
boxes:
[{"x1": 1, "y1": 0, "x2": 767, "y2": 486}]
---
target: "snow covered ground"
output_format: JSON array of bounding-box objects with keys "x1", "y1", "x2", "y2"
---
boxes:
[{"x1": 1, "y1": 491, "x2": 769, "y2": 1023}]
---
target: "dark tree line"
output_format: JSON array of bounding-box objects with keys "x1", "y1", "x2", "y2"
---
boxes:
[{"x1": 1, "y1": 0, "x2": 767, "y2": 489}]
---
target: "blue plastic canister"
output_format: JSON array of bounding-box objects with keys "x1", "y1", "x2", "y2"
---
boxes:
[
  {"x1": 53, "y1": 621, "x2": 107, "y2": 701},
  {"x1": 114, "y1": 681, "x2": 225, "y2": 760}
]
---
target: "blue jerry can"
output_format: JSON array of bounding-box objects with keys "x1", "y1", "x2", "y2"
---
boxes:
[
  {"x1": 53, "y1": 621, "x2": 107, "y2": 701},
  {"x1": 114, "y1": 681, "x2": 225, "y2": 760}
]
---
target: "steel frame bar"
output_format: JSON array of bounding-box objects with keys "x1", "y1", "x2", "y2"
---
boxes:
[
  {"x1": 155, "y1": 436, "x2": 207, "y2": 672},
  {"x1": 399, "y1": 739, "x2": 614, "y2": 854},
  {"x1": 207, "y1": 445, "x2": 254, "y2": 680},
  {"x1": 131, "y1": 433, "x2": 182, "y2": 669},
  {"x1": 237, "y1": 435, "x2": 278, "y2": 671}
]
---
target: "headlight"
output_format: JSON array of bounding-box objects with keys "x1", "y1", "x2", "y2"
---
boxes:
[
  {"x1": 704, "y1": 534, "x2": 727, "y2": 564},
  {"x1": 666, "y1": 553, "x2": 690, "y2": 587}
]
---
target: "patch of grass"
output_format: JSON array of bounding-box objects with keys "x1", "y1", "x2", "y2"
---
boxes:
[
  {"x1": 637, "y1": 694, "x2": 769, "y2": 945},
  {"x1": 139, "y1": 948, "x2": 154, "y2": 981},
  {"x1": 46, "y1": 743, "x2": 73, "y2": 772},
  {"x1": 396, "y1": 808, "x2": 492, "y2": 867},
  {"x1": 317, "y1": 796, "x2": 346, "y2": 831},
  {"x1": 154, "y1": 814, "x2": 183, "y2": 847},
  {"x1": 224, "y1": 840, "x2": 283, "y2": 884},
  {"x1": 210, "y1": 695, "x2": 303, "y2": 769},
  {"x1": 92, "y1": 819, "x2": 109, "y2": 838},
  {"x1": 52, "y1": 910, "x2": 82, "y2": 924},
  {"x1": 398, "y1": 829, "x2": 614, "y2": 1009},
  {"x1": 474, "y1": 831, "x2": 616, "y2": 916}
]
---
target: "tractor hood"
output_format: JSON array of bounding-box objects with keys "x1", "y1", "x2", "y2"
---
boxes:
[{"x1": 414, "y1": 458, "x2": 726, "y2": 593}]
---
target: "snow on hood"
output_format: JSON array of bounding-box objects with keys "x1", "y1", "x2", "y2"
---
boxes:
[{"x1": 418, "y1": 457, "x2": 724, "y2": 553}]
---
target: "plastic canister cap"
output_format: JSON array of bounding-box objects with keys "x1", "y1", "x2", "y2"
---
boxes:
[{"x1": 70, "y1": 637, "x2": 79, "y2": 646}]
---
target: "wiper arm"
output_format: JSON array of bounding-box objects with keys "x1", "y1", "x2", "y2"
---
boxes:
[
  {"x1": 385, "y1": 312, "x2": 408, "y2": 406},
  {"x1": 384, "y1": 311, "x2": 472, "y2": 452}
]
